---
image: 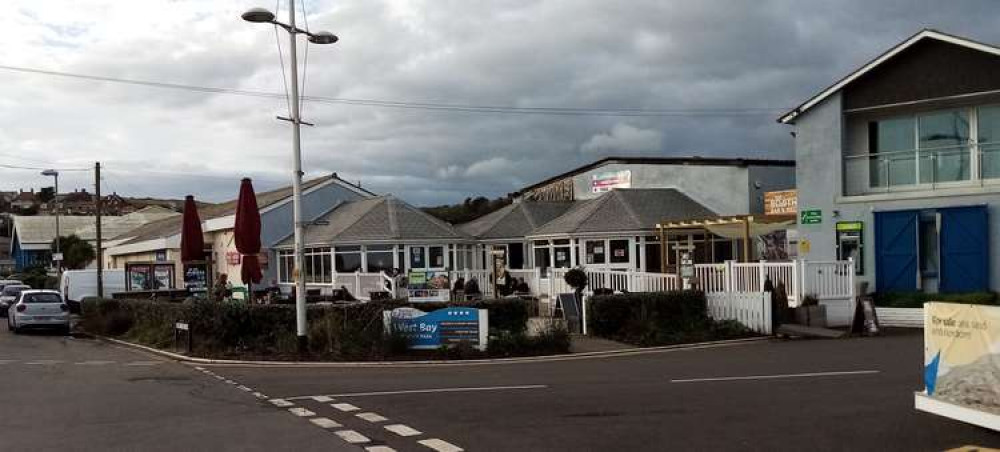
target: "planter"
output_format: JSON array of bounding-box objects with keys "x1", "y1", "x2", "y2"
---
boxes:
[{"x1": 795, "y1": 305, "x2": 827, "y2": 327}]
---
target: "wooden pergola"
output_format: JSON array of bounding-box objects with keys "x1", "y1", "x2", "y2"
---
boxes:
[{"x1": 655, "y1": 214, "x2": 795, "y2": 271}]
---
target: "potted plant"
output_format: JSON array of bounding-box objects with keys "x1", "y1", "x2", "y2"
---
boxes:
[
  {"x1": 563, "y1": 268, "x2": 588, "y2": 302},
  {"x1": 796, "y1": 294, "x2": 827, "y2": 327}
]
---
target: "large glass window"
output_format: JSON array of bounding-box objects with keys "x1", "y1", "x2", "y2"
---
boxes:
[
  {"x1": 334, "y1": 246, "x2": 361, "y2": 273},
  {"x1": 429, "y1": 246, "x2": 445, "y2": 269},
  {"x1": 409, "y1": 246, "x2": 426, "y2": 269},
  {"x1": 278, "y1": 250, "x2": 294, "y2": 283},
  {"x1": 305, "y1": 248, "x2": 332, "y2": 283},
  {"x1": 869, "y1": 118, "x2": 916, "y2": 187},
  {"x1": 365, "y1": 245, "x2": 394, "y2": 273},
  {"x1": 534, "y1": 246, "x2": 551, "y2": 277},
  {"x1": 609, "y1": 239, "x2": 630, "y2": 264},
  {"x1": 585, "y1": 240, "x2": 606, "y2": 264},
  {"x1": 918, "y1": 110, "x2": 970, "y2": 183},
  {"x1": 978, "y1": 106, "x2": 1000, "y2": 179}
]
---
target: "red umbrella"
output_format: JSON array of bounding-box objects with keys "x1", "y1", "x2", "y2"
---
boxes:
[
  {"x1": 180, "y1": 195, "x2": 205, "y2": 262},
  {"x1": 234, "y1": 178, "x2": 263, "y2": 285}
]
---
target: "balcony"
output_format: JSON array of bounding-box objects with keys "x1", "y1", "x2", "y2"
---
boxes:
[{"x1": 843, "y1": 144, "x2": 1000, "y2": 196}]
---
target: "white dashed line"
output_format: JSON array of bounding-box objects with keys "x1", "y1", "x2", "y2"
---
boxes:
[
  {"x1": 194, "y1": 366, "x2": 205, "y2": 371},
  {"x1": 25, "y1": 360, "x2": 63, "y2": 365},
  {"x1": 310, "y1": 417, "x2": 342, "y2": 429},
  {"x1": 418, "y1": 438, "x2": 464, "y2": 452},
  {"x1": 311, "y1": 395, "x2": 334, "y2": 402},
  {"x1": 356, "y1": 412, "x2": 388, "y2": 423},
  {"x1": 237, "y1": 385, "x2": 253, "y2": 392},
  {"x1": 215, "y1": 375, "x2": 226, "y2": 380},
  {"x1": 74, "y1": 360, "x2": 115, "y2": 365},
  {"x1": 225, "y1": 380, "x2": 237, "y2": 385},
  {"x1": 288, "y1": 407, "x2": 315, "y2": 417},
  {"x1": 124, "y1": 361, "x2": 163, "y2": 366},
  {"x1": 334, "y1": 430, "x2": 370, "y2": 444},
  {"x1": 384, "y1": 424, "x2": 422, "y2": 437},
  {"x1": 290, "y1": 385, "x2": 548, "y2": 400},
  {"x1": 669, "y1": 370, "x2": 881, "y2": 383},
  {"x1": 253, "y1": 392, "x2": 268, "y2": 399},
  {"x1": 331, "y1": 403, "x2": 360, "y2": 412},
  {"x1": 365, "y1": 447, "x2": 397, "y2": 452},
  {"x1": 269, "y1": 399, "x2": 294, "y2": 407}
]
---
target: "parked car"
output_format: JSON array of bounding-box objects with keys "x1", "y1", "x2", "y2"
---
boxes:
[
  {"x1": 60, "y1": 269, "x2": 126, "y2": 314},
  {"x1": 7, "y1": 290, "x2": 70, "y2": 335},
  {"x1": 0, "y1": 279, "x2": 23, "y2": 292},
  {"x1": 0, "y1": 284, "x2": 31, "y2": 317}
]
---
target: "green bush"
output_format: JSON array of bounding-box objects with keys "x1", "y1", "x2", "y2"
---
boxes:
[{"x1": 874, "y1": 292, "x2": 998, "y2": 308}]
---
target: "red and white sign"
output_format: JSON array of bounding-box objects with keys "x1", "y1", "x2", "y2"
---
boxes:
[
  {"x1": 591, "y1": 170, "x2": 632, "y2": 193},
  {"x1": 226, "y1": 251, "x2": 241, "y2": 265}
]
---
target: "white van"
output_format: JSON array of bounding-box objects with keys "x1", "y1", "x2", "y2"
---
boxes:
[{"x1": 60, "y1": 269, "x2": 126, "y2": 313}]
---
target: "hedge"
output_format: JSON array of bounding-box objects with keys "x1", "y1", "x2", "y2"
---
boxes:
[
  {"x1": 587, "y1": 291, "x2": 754, "y2": 346},
  {"x1": 873, "y1": 292, "x2": 999, "y2": 308},
  {"x1": 81, "y1": 297, "x2": 544, "y2": 360}
]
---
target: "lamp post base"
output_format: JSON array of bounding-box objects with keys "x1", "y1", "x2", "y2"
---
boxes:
[{"x1": 297, "y1": 334, "x2": 308, "y2": 355}]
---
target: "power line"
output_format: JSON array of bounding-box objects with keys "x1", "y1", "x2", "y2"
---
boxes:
[
  {"x1": 0, "y1": 64, "x2": 789, "y2": 117},
  {"x1": 0, "y1": 162, "x2": 90, "y2": 172}
]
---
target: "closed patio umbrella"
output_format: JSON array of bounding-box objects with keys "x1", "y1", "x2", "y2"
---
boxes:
[
  {"x1": 234, "y1": 178, "x2": 263, "y2": 288},
  {"x1": 180, "y1": 195, "x2": 205, "y2": 262}
]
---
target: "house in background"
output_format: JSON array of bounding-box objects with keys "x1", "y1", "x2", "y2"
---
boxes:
[{"x1": 781, "y1": 29, "x2": 1000, "y2": 294}]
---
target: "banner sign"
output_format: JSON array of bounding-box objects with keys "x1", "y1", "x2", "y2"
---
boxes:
[
  {"x1": 764, "y1": 189, "x2": 797, "y2": 216},
  {"x1": 407, "y1": 271, "x2": 450, "y2": 302},
  {"x1": 918, "y1": 302, "x2": 1000, "y2": 430},
  {"x1": 591, "y1": 170, "x2": 631, "y2": 193},
  {"x1": 184, "y1": 263, "x2": 208, "y2": 293},
  {"x1": 383, "y1": 307, "x2": 488, "y2": 350}
]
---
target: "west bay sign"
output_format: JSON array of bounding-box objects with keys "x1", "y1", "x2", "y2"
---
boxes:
[{"x1": 383, "y1": 307, "x2": 489, "y2": 350}]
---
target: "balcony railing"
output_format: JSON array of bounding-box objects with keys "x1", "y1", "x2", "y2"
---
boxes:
[{"x1": 843, "y1": 145, "x2": 1000, "y2": 196}]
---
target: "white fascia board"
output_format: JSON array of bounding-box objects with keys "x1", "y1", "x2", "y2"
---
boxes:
[
  {"x1": 780, "y1": 30, "x2": 1000, "y2": 124},
  {"x1": 204, "y1": 215, "x2": 234, "y2": 232},
  {"x1": 107, "y1": 236, "x2": 177, "y2": 256}
]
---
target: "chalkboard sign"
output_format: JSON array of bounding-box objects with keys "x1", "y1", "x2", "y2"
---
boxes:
[{"x1": 556, "y1": 293, "x2": 582, "y2": 333}]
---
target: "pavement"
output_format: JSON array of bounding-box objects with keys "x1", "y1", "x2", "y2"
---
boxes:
[{"x1": 2, "y1": 326, "x2": 998, "y2": 451}]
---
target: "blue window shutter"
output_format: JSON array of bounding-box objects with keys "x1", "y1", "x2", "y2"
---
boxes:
[
  {"x1": 938, "y1": 206, "x2": 989, "y2": 292},
  {"x1": 875, "y1": 210, "x2": 919, "y2": 292}
]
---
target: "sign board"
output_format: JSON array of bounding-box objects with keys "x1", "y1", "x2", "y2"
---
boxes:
[
  {"x1": 52, "y1": 252, "x2": 64, "y2": 262},
  {"x1": 226, "y1": 251, "x2": 241, "y2": 265},
  {"x1": 155, "y1": 249, "x2": 167, "y2": 262},
  {"x1": 407, "y1": 271, "x2": 450, "y2": 302},
  {"x1": 383, "y1": 307, "x2": 488, "y2": 350},
  {"x1": 918, "y1": 303, "x2": 1000, "y2": 430},
  {"x1": 591, "y1": 170, "x2": 632, "y2": 193},
  {"x1": 800, "y1": 209, "x2": 822, "y2": 225},
  {"x1": 679, "y1": 252, "x2": 694, "y2": 279},
  {"x1": 174, "y1": 322, "x2": 189, "y2": 331},
  {"x1": 764, "y1": 189, "x2": 797, "y2": 216},
  {"x1": 184, "y1": 263, "x2": 208, "y2": 293},
  {"x1": 555, "y1": 293, "x2": 582, "y2": 333}
]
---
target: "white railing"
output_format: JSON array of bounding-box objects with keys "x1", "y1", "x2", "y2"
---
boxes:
[
  {"x1": 801, "y1": 260, "x2": 854, "y2": 300},
  {"x1": 875, "y1": 307, "x2": 924, "y2": 328},
  {"x1": 333, "y1": 272, "x2": 394, "y2": 300},
  {"x1": 706, "y1": 292, "x2": 773, "y2": 334},
  {"x1": 694, "y1": 259, "x2": 853, "y2": 307},
  {"x1": 544, "y1": 267, "x2": 679, "y2": 298},
  {"x1": 448, "y1": 269, "x2": 494, "y2": 298},
  {"x1": 509, "y1": 268, "x2": 541, "y2": 294}
]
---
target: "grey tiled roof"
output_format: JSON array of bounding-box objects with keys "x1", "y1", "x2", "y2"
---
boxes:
[
  {"x1": 280, "y1": 196, "x2": 470, "y2": 246},
  {"x1": 528, "y1": 188, "x2": 715, "y2": 236},
  {"x1": 459, "y1": 201, "x2": 575, "y2": 240}
]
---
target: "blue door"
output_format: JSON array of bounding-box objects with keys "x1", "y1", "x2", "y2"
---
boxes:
[
  {"x1": 875, "y1": 210, "x2": 919, "y2": 292},
  {"x1": 939, "y1": 206, "x2": 989, "y2": 292}
]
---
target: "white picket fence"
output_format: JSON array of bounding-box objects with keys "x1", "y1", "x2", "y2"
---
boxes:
[
  {"x1": 333, "y1": 272, "x2": 394, "y2": 300},
  {"x1": 706, "y1": 292, "x2": 773, "y2": 334},
  {"x1": 694, "y1": 260, "x2": 854, "y2": 307},
  {"x1": 547, "y1": 268, "x2": 680, "y2": 298},
  {"x1": 875, "y1": 307, "x2": 923, "y2": 328}
]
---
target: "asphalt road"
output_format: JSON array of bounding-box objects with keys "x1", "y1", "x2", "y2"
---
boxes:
[
  {"x1": 0, "y1": 328, "x2": 356, "y2": 452},
  {"x1": 211, "y1": 331, "x2": 999, "y2": 452},
  {"x1": 2, "y1": 327, "x2": 997, "y2": 451}
]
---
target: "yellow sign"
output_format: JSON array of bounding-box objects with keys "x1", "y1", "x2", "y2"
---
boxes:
[
  {"x1": 798, "y1": 239, "x2": 810, "y2": 254},
  {"x1": 923, "y1": 303, "x2": 1000, "y2": 416},
  {"x1": 764, "y1": 189, "x2": 797, "y2": 216}
]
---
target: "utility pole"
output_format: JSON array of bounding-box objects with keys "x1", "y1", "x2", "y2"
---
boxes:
[{"x1": 95, "y1": 162, "x2": 103, "y2": 299}]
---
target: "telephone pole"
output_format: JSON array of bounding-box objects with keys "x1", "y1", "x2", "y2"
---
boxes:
[{"x1": 95, "y1": 162, "x2": 103, "y2": 299}]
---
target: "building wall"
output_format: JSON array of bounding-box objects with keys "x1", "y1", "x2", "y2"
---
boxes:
[
  {"x1": 747, "y1": 165, "x2": 797, "y2": 214},
  {"x1": 568, "y1": 162, "x2": 756, "y2": 215}
]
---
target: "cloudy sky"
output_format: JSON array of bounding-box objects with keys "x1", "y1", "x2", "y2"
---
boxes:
[{"x1": 1, "y1": 0, "x2": 998, "y2": 206}]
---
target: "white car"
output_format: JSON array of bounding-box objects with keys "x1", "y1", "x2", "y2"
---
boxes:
[
  {"x1": 7, "y1": 290, "x2": 71, "y2": 335},
  {"x1": 0, "y1": 284, "x2": 31, "y2": 317}
]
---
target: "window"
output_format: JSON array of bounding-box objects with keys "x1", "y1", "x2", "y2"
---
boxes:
[
  {"x1": 918, "y1": 110, "x2": 970, "y2": 183},
  {"x1": 864, "y1": 109, "x2": 974, "y2": 188},
  {"x1": 585, "y1": 240, "x2": 606, "y2": 264},
  {"x1": 24, "y1": 293, "x2": 61, "y2": 304},
  {"x1": 429, "y1": 246, "x2": 445, "y2": 269},
  {"x1": 365, "y1": 245, "x2": 394, "y2": 273},
  {"x1": 334, "y1": 246, "x2": 361, "y2": 274},
  {"x1": 869, "y1": 117, "x2": 916, "y2": 187},
  {"x1": 978, "y1": 106, "x2": 1000, "y2": 179},
  {"x1": 609, "y1": 239, "x2": 630, "y2": 264},
  {"x1": 278, "y1": 250, "x2": 294, "y2": 283},
  {"x1": 534, "y1": 247, "x2": 551, "y2": 277},
  {"x1": 553, "y1": 245, "x2": 571, "y2": 268},
  {"x1": 409, "y1": 246, "x2": 426, "y2": 269},
  {"x1": 305, "y1": 248, "x2": 332, "y2": 283}
]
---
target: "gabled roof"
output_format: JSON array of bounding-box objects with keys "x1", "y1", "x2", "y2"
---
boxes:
[
  {"x1": 279, "y1": 196, "x2": 470, "y2": 246},
  {"x1": 779, "y1": 29, "x2": 1000, "y2": 124},
  {"x1": 528, "y1": 188, "x2": 715, "y2": 237},
  {"x1": 75, "y1": 206, "x2": 178, "y2": 242},
  {"x1": 115, "y1": 174, "x2": 368, "y2": 246},
  {"x1": 459, "y1": 201, "x2": 575, "y2": 240},
  {"x1": 12, "y1": 216, "x2": 107, "y2": 245}
]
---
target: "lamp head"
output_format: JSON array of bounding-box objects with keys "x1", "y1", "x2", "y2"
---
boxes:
[
  {"x1": 241, "y1": 7, "x2": 276, "y2": 23},
  {"x1": 308, "y1": 31, "x2": 338, "y2": 44}
]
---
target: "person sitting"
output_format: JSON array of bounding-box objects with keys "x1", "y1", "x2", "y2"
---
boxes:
[{"x1": 464, "y1": 278, "x2": 481, "y2": 299}]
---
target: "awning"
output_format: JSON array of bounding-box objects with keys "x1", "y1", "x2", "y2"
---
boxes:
[{"x1": 655, "y1": 214, "x2": 795, "y2": 262}]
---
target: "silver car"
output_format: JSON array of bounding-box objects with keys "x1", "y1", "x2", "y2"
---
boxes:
[
  {"x1": 0, "y1": 284, "x2": 31, "y2": 317},
  {"x1": 7, "y1": 290, "x2": 71, "y2": 334},
  {"x1": 0, "y1": 279, "x2": 23, "y2": 292}
]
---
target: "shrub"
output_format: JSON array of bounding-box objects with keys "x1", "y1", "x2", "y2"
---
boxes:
[
  {"x1": 588, "y1": 291, "x2": 730, "y2": 346},
  {"x1": 487, "y1": 325, "x2": 570, "y2": 358},
  {"x1": 874, "y1": 291, "x2": 998, "y2": 308},
  {"x1": 564, "y1": 268, "x2": 588, "y2": 296}
]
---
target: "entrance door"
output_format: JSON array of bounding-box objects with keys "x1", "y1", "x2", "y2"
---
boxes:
[
  {"x1": 939, "y1": 205, "x2": 989, "y2": 292},
  {"x1": 875, "y1": 210, "x2": 919, "y2": 292}
]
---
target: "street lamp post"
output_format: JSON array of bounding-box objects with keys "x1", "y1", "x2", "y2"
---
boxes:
[
  {"x1": 242, "y1": 3, "x2": 338, "y2": 353},
  {"x1": 41, "y1": 169, "x2": 60, "y2": 268}
]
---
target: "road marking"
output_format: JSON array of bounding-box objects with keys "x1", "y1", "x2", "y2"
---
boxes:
[
  {"x1": 0, "y1": 360, "x2": 14, "y2": 364},
  {"x1": 288, "y1": 407, "x2": 316, "y2": 417},
  {"x1": 288, "y1": 384, "x2": 548, "y2": 400},
  {"x1": 334, "y1": 430, "x2": 370, "y2": 444},
  {"x1": 25, "y1": 360, "x2": 63, "y2": 365},
  {"x1": 356, "y1": 412, "x2": 388, "y2": 423},
  {"x1": 418, "y1": 438, "x2": 463, "y2": 452},
  {"x1": 253, "y1": 392, "x2": 268, "y2": 399},
  {"x1": 331, "y1": 403, "x2": 360, "y2": 412},
  {"x1": 310, "y1": 417, "x2": 342, "y2": 429},
  {"x1": 215, "y1": 375, "x2": 226, "y2": 380},
  {"x1": 311, "y1": 395, "x2": 334, "y2": 402},
  {"x1": 365, "y1": 447, "x2": 396, "y2": 452},
  {"x1": 125, "y1": 361, "x2": 163, "y2": 366},
  {"x1": 194, "y1": 366, "x2": 205, "y2": 370},
  {"x1": 269, "y1": 399, "x2": 295, "y2": 407},
  {"x1": 225, "y1": 380, "x2": 237, "y2": 385},
  {"x1": 384, "y1": 424, "x2": 422, "y2": 437},
  {"x1": 74, "y1": 360, "x2": 115, "y2": 365},
  {"x1": 237, "y1": 385, "x2": 253, "y2": 392},
  {"x1": 670, "y1": 370, "x2": 881, "y2": 383}
]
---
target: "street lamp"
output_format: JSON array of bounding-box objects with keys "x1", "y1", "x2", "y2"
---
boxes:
[
  {"x1": 242, "y1": 3, "x2": 338, "y2": 353},
  {"x1": 41, "y1": 169, "x2": 60, "y2": 268}
]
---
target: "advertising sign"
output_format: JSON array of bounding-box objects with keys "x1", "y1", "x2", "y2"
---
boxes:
[
  {"x1": 917, "y1": 303, "x2": 1000, "y2": 430},
  {"x1": 407, "y1": 271, "x2": 450, "y2": 302},
  {"x1": 764, "y1": 189, "x2": 797, "y2": 216},
  {"x1": 383, "y1": 307, "x2": 488, "y2": 350},
  {"x1": 591, "y1": 170, "x2": 631, "y2": 193},
  {"x1": 800, "y1": 209, "x2": 822, "y2": 225},
  {"x1": 184, "y1": 264, "x2": 208, "y2": 293},
  {"x1": 226, "y1": 251, "x2": 241, "y2": 265},
  {"x1": 126, "y1": 264, "x2": 151, "y2": 291}
]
